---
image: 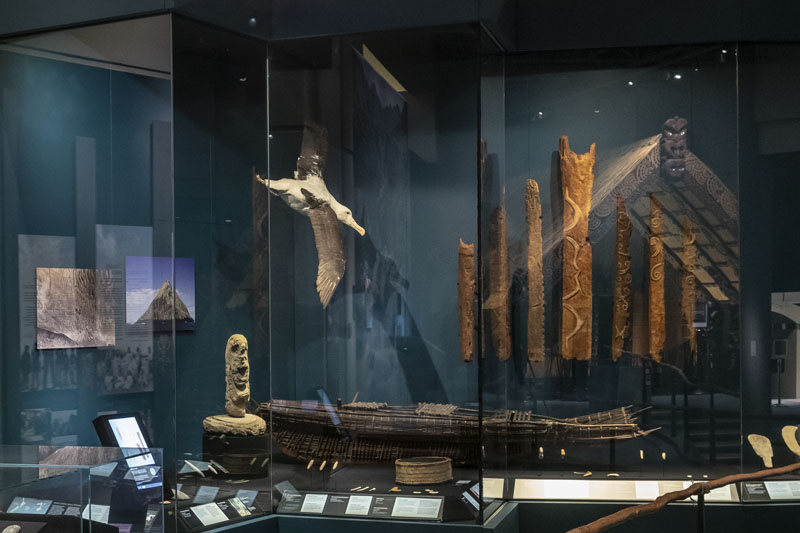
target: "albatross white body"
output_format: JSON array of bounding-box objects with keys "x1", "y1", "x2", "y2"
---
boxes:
[
  {"x1": 256, "y1": 124, "x2": 365, "y2": 308},
  {"x1": 264, "y1": 174, "x2": 365, "y2": 237}
]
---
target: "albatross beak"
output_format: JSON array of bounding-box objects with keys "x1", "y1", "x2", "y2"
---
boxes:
[{"x1": 349, "y1": 220, "x2": 366, "y2": 236}]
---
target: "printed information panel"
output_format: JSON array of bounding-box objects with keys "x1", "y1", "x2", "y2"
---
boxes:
[
  {"x1": 177, "y1": 497, "x2": 252, "y2": 530},
  {"x1": 742, "y1": 480, "x2": 800, "y2": 502},
  {"x1": 513, "y1": 479, "x2": 738, "y2": 502},
  {"x1": 277, "y1": 491, "x2": 443, "y2": 521}
]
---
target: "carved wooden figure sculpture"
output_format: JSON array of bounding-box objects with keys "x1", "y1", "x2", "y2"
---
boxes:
[
  {"x1": 458, "y1": 239, "x2": 476, "y2": 362},
  {"x1": 681, "y1": 218, "x2": 697, "y2": 364},
  {"x1": 487, "y1": 207, "x2": 511, "y2": 361},
  {"x1": 648, "y1": 194, "x2": 665, "y2": 362},
  {"x1": 559, "y1": 136, "x2": 595, "y2": 361},
  {"x1": 612, "y1": 196, "x2": 632, "y2": 362},
  {"x1": 202, "y1": 334, "x2": 266, "y2": 435},
  {"x1": 660, "y1": 116, "x2": 688, "y2": 180},
  {"x1": 526, "y1": 180, "x2": 545, "y2": 363}
]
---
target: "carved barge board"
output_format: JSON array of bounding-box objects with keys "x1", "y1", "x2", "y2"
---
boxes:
[
  {"x1": 559, "y1": 136, "x2": 595, "y2": 361},
  {"x1": 487, "y1": 206, "x2": 511, "y2": 361},
  {"x1": 458, "y1": 239, "x2": 476, "y2": 362},
  {"x1": 649, "y1": 194, "x2": 665, "y2": 362},
  {"x1": 527, "y1": 180, "x2": 545, "y2": 362},
  {"x1": 612, "y1": 196, "x2": 632, "y2": 362},
  {"x1": 681, "y1": 218, "x2": 698, "y2": 364}
]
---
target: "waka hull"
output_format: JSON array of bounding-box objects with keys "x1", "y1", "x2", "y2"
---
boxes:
[{"x1": 258, "y1": 400, "x2": 652, "y2": 465}]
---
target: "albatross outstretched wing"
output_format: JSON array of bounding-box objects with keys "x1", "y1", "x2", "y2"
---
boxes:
[
  {"x1": 307, "y1": 205, "x2": 346, "y2": 308},
  {"x1": 296, "y1": 124, "x2": 328, "y2": 182}
]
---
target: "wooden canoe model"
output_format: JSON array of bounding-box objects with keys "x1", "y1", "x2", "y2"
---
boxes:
[{"x1": 258, "y1": 399, "x2": 655, "y2": 466}]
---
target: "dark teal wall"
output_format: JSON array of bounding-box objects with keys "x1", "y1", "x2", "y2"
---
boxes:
[
  {"x1": 0, "y1": 48, "x2": 171, "y2": 446},
  {"x1": 172, "y1": 16, "x2": 268, "y2": 456}
]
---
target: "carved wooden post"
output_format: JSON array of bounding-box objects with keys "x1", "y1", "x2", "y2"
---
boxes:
[
  {"x1": 649, "y1": 194, "x2": 665, "y2": 362},
  {"x1": 559, "y1": 136, "x2": 595, "y2": 361},
  {"x1": 458, "y1": 239, "x2": 475, "y2": 362},
  {"x1": 488, "y1": 207, "x2": 511, "y2": 361},
  {"x1": 612, "y1": 196, "x2": 632, "y2": 362},
  {"x1": 526, "y1": 180, "x2": 545, "y2": 363},
  {"x1": 681, "y1": 218, "x2": 697, "y2": 365}
]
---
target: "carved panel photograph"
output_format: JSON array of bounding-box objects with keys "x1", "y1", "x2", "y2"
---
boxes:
[{"x1": 36, "y1": 267, "x2": 115, "y2": 349}]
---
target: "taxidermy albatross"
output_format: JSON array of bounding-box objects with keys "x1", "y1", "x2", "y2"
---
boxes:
[{"x1": 256, "y1": 125, "x2": 365, "y2": 308}]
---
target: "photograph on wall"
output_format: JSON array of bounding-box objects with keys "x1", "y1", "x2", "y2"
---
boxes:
[
  {"x1": 96, "y1": 345, "x2": 155, "y2": 394},
  {"x1": 20, "y1": 408, "x2": 51, "y2": 444},
  {"x1": 36, "y1": 267, "x2": 116, "y2": 349},
  {"x1": 50, "y1": 409, "x2": 78, "y2": 446},
  {"x1": 125, "y1": 256, "x2": 195, "y2": 332},
  {"x1": 20, "y1": 347, "x2": 79, "y2": 392}
]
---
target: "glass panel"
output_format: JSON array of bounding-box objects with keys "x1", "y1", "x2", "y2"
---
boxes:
[
  {"x1": 267, "y1": 25, "x2": 482, "y2": 522},
  {"x1": 485, "y1": 44, "x2": 741, "y2": 501},
  {"x1": 170, "y1": 14, "x2": 270, "y2": 529},
  {"x1": 0, "y1": 15, "x2": 174, "y2": 530},
  {"x1": 0, "y1": 445, "x2": 164, "y2": 531},
  {"x1": 740, "y1": 43, "x2": 800, "y2": 479}
]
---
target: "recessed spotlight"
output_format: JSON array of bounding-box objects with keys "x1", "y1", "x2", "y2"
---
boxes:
[
  {"x1": 538, "y1": 111, "x2": 544, "y2": 116},
  {"x1": 268, "y1": 134, "x2": 274, "y2": 139},
  {"x1": 593, "y1": 109, "x2": 600, "y2": 114},
  {"x1": 721, "y1": 49, "x2": 728, "y2": 54},
  {"x1": 224, "y1": 219, "x2": 232, "y2": 223},
  {"x1": 627, "y1": 81, "x2": 634, "y2": 86},
  {"x1": 248, "y1": 17, "x2": 257, "y2": 27},
  {"x1": 239, "y1": 77, "x2": 247, "y2": 82},
  {"x1": 673, "y1": 73, "x2": 682, "y2": 80}
]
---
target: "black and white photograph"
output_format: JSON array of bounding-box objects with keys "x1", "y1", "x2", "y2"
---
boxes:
[
  {"x1": 50, "y1": 409, "x2": 78, "y2": 446},
  {"x1": 20, "y1": 408, "x2": 51, "y2": 444},
  {"x1": 36, "y1": 267, "x2": 116, "y2": 349},
  {"x1": 96, "y1": 345, "x2": 155, "y2": 394},
  {"x1": 20, "y1": 346, "x2": 79, "y2": 391}
]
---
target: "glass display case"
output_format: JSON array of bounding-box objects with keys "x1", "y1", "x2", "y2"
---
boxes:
[
  {"x1": 263, "y1": 23, "x2": 485, "y2": 523},
  {"x1": 0, "y1": 445, "x2": 164, "y2": 532},
  {"x1": 3, "y1": 2, "x2": 800, "y2": 532}
]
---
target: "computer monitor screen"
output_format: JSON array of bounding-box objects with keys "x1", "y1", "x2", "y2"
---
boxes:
[{"x1": 93, "y1": 413, "x2": 162, "y2": 491}]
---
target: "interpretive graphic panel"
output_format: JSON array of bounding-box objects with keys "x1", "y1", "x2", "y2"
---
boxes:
[{"x1": 36, "y1": 267, "x2": 115, "y2": 349}]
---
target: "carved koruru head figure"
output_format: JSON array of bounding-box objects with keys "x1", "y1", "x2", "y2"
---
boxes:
[
  {"x1": 225, "y1": 334, "x2": 250, "y2": 418},
  {"x1": 660, "y1": 116, "x2": 688, "y2": 180}
]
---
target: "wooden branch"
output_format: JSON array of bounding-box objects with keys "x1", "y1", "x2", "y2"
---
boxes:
[{"x1": 567, "y1": 462, "x2": 800, "y2": 533}]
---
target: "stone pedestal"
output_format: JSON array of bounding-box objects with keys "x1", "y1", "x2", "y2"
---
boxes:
[{"x1": 202, "y1": 431, "x2": 269, "y2": 476}]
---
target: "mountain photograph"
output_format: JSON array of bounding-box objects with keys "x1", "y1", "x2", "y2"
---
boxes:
[{"x1": 125, "y1": 256, "x2": 195, "y2": 332}]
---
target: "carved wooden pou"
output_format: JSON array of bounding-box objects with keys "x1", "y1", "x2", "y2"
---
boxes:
[
  {"x1": 612, "y1": 196, "x2": 632, "y2": 362},
  {"x1": 681, "y1": 218, "x2": 697, "y2": 364},
  {"x1": 649, "y1": 194, "x2": 665, "y2": 362},
  {"x1": 458, "y1": 239, "x2": 476, "y2": 362},
  {"x1": 527, "y1": 180, "x2": 545, "y2": 363},
  {"x1": 487, "y1": 206, "x2": 511, "y2": 361},
  {"x1": 559, "y1": 136, "x2": 595, "y2": 361}
]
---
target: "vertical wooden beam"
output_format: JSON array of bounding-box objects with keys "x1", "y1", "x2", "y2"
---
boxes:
[
  {"x1": 458, "y1": 239, "x2": 475, "y2": 362},
  {"x1": 526, "y1": 179, "x2": 545, "y2": 362},
  {"x1": 487, "y1": 206, "x2": 510, "y2": 361},
  {"x1": 612, "y1": 196, "x2": 632, "y2": 362},
  {"x1": 559, "y1": 136, "x2": 595, "y2": 361},
  {"x1": 681, "y1": 218, "x2": 698, "y2": 365},
  {"x1": 649, "y1": 194, "x2": 665, "y2": 362}
]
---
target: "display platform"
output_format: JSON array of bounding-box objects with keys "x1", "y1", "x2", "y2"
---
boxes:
[{"x1": 271, "y1": 462, "x2": 482, "y2": 523}]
